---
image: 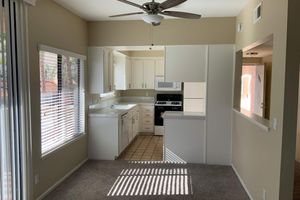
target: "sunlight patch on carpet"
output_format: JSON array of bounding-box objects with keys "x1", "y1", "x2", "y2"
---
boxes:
[{"x1": 107, "y1": 168, "x2": 193, "y2": 197}]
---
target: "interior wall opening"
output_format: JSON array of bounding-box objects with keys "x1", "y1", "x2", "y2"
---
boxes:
[{"x1": 233, "y1": 36, "x2": 273, "y2": 121}]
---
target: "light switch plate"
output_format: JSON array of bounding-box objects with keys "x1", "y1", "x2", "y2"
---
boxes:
[{"x1": 272, "y1": 118, "x2": 277, "y2": 130}]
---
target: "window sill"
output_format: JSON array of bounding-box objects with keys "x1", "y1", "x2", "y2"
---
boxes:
[
  {"x1": 233, "y1": 108, "x2": 270, "y2": 132},
  {"x1": 41, "y1": 133, "x2": 87, "y2": 160}
]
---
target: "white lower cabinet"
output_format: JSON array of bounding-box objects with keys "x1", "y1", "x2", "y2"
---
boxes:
[
  {"x1": 132, "y1": 109, "x2": 140, "y2": 139},
  {"x1": 121, "y1": 113, "x2": 130, "y2": 153},
  {"x1": 139, "y1": 104, "x2": 154, "y2": 133},
  {"x1": 88, "y1": 116, "x2": 120, "y2": 160},
  {"x1": 89, "y1": 105, "x2": 141, "y2": 160}
]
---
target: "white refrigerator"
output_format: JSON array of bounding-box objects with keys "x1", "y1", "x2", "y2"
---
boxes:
[{"x1": 184, "y1": 82, "x2": 206, "y2": 113}]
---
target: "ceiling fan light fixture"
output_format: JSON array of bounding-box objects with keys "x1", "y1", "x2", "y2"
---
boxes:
[{"x1": 142, "y1": 14, "x2": 164, "y2": 24}]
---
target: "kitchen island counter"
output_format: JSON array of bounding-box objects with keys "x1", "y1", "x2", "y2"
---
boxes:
[
  {"x1": 163, "y1": 112, "x2": 206, "y2": 164},
  {"x1": 162, "y1": 111, "x2": 206, "y2": 120}
]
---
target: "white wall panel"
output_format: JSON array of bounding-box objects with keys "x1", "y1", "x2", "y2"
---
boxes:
[{"x1": 206, "y1": 44, "x2": 234, "y2": 165}]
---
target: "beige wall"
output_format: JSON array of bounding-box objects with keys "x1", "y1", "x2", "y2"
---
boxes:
[
  {"x1": 88, "y1": 18, "x2": 236, "y2": 46},
  {"x1": 28, "y1": 0, "x2": 88, "y2": 198},
  {"x1": 232, "y1": 0, "x2": 289, "y2": 199}
]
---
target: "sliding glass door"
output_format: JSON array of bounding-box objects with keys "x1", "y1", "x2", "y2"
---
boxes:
[
  {"x1": 0, "y1": 0, "x2": 31, "y2": 199},
  {"x1": 0, "y1": 1, "x2": 12, "y2": 200}
]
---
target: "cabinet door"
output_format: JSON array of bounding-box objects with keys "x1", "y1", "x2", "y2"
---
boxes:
[
  {"x1": 121, "y1": 118, "x2": 128, "y2": 152},
  {"x1": 165, "y1": 45, "x2": 208, "y2": 82},
  {"x1": 113, "y1": 52, "x2": 126, "y2": 90},
  {"x1": 128, "y1": 117, "x2": 133, "y2": 143},
  {"x1": 155, "y1": 59, "x2": 165, "y2": 76},
  {"x1": 132, "y1": 59, "x2": 144, "y2": 89},
  {"x1": 134, "y1": 112, "x2": 139, "y2": 137},
  {"x1": 125, "y1": 57, "x2": 132, "y2": 89},
  {"x1": 143, "y1": 60, "x2": 155, "y2": 89},
  {"x1": 103, "y1": 48, "x2": 115, "y2": 93}
]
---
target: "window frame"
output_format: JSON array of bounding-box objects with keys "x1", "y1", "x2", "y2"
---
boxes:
[{"x1": 39, "y1": 45, "x2": 86, "y2": 158}]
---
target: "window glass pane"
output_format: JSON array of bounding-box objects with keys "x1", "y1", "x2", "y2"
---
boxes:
[
  {"x1": 40, "y1": 51, "x2": 58, "y2": 93},
  {"x1": 61, "y1": 56, "x2": 78, "y2": 91},
  {"x1": 40, "y1": 51, "x2": 84, "y2": 156},
  {"x1": 0, "y1": 4, "x2": 12, "y2": 200}
]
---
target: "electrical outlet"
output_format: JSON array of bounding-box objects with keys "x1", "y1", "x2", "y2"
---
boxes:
[
  {"x1": 34, "y1": 174, "x2": 39, "y2": 185},
  {"x1": 263, "y1": 189, "x2": 266, "y2": 200}
]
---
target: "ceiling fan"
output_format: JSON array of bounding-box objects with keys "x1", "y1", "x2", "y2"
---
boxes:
[{"x1": 109, "y1": 0, "x2": 202, "y2": 26}]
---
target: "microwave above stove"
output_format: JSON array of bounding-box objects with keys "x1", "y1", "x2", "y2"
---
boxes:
[{"x1": 155, "y1": 76, "x2": 182, "y2": 91}]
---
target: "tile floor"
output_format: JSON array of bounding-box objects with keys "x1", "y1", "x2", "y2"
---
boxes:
[{"x1": 119, "y1": 135, "x2": 164, "y2": 161}]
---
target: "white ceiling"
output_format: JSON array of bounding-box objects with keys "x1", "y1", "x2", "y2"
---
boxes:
[{"x1": 54, "y1": 0, "x2": 248, "y2": 21}]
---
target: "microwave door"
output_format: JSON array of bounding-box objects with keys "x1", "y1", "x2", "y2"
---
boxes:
[{"x1": 155, "y1": 81, "x2": 181, "y2": 91}]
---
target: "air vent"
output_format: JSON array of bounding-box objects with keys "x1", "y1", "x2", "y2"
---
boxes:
[
  {"x1": 246, "y1": 52, "x2": 259, "y2": 56},
  {"x1": 253, "y1": 2, "x2": 262, "y2": 24}
]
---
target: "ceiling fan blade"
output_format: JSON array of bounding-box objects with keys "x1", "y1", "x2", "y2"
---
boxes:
[
  {"x1": 110, "y1": 12, "x2": 144, "y2": 18},
  {"x1": 116, "y1": 0, "x2": 144, "y2": 9},
  {"x1": 159, "y1": 0, "x2": 187, "y2": 10},
  {"x1": 160, "y1": 11, "x2": 201, "y2": 19}
]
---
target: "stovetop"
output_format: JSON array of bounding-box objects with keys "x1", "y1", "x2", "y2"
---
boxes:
[{"x1": 155, "y1": 101, "x2": 182, "y2": 107}]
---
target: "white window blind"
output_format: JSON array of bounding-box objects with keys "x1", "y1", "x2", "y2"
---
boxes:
[{"x1": 39, "y1": 50, "x2": 85, "y2": 156}]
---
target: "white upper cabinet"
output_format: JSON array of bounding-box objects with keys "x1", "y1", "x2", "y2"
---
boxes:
[
  {"x1": 125, "y1": 57, "x2": 132, "y2": 89},
  {"x1": 131, "y1": 58, "x2": 156, "y2": 90},
  {"x1": 113, "y1": 51, "x2": 126, "y2": 90},
  {"x1": 132, "y1": 59, "x2": 144, "y2": 89},
  {"x1": 88, "y1": 47, "x2": 114, "y2": 94},
  {"x1": 165, "y1": 45, "x2": 208, "y2": 82},
  {"x1": 143, "y1": 60, "x2": 155, "y2": 89},
  {"x1": 155, "y1": 59, "x2": 165, "y2": 77},
  {"x1": 113, "y1": 51, "x2": 132, "y2": 90}
]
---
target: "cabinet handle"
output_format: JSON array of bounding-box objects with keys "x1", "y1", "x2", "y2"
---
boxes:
[{"x1": 145, "y1": 83, "x2": 147, "y2": 89}]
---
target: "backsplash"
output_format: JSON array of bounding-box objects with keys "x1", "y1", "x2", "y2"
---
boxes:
[
  {"x1": 120, "y1": 90, "x2": 156, "y2": 97},
  {"x1": 88, "y1": 89, "x2": 183, "y2": 107}
]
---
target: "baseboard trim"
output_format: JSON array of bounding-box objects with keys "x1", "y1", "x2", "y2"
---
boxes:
[
  {"x1": 231, "y1": 163, "x2": 253, "y2": 200},
  {"x1": 36, "y1": 158, "x2": 88, "y2": 200}
]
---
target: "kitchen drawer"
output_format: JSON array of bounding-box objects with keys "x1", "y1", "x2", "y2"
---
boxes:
[
  {"x1": 141, "y1": 106, "x2": 154, "y2": 113},
  {"x1": 141, "y1": 125, "x2": 154, "y2": 132},
  {"x1": 143, "y1": 112, "x2": 153, "y2": 118},
  {"x1": 142, "y1": 118, "x2": 154, "y2": 125}
]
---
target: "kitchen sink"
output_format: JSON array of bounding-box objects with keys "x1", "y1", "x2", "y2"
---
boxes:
[{"x1": 110, "y1": 104, "x2": 136, "y2": 110}]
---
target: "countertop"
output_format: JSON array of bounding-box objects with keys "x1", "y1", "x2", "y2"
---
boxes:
[
  {"x1": 89, "y1": 104, "x2": 138, "y2": 118},
  {"x1": 163, "y1": 111, "x2": 206, "y2": 120}
]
